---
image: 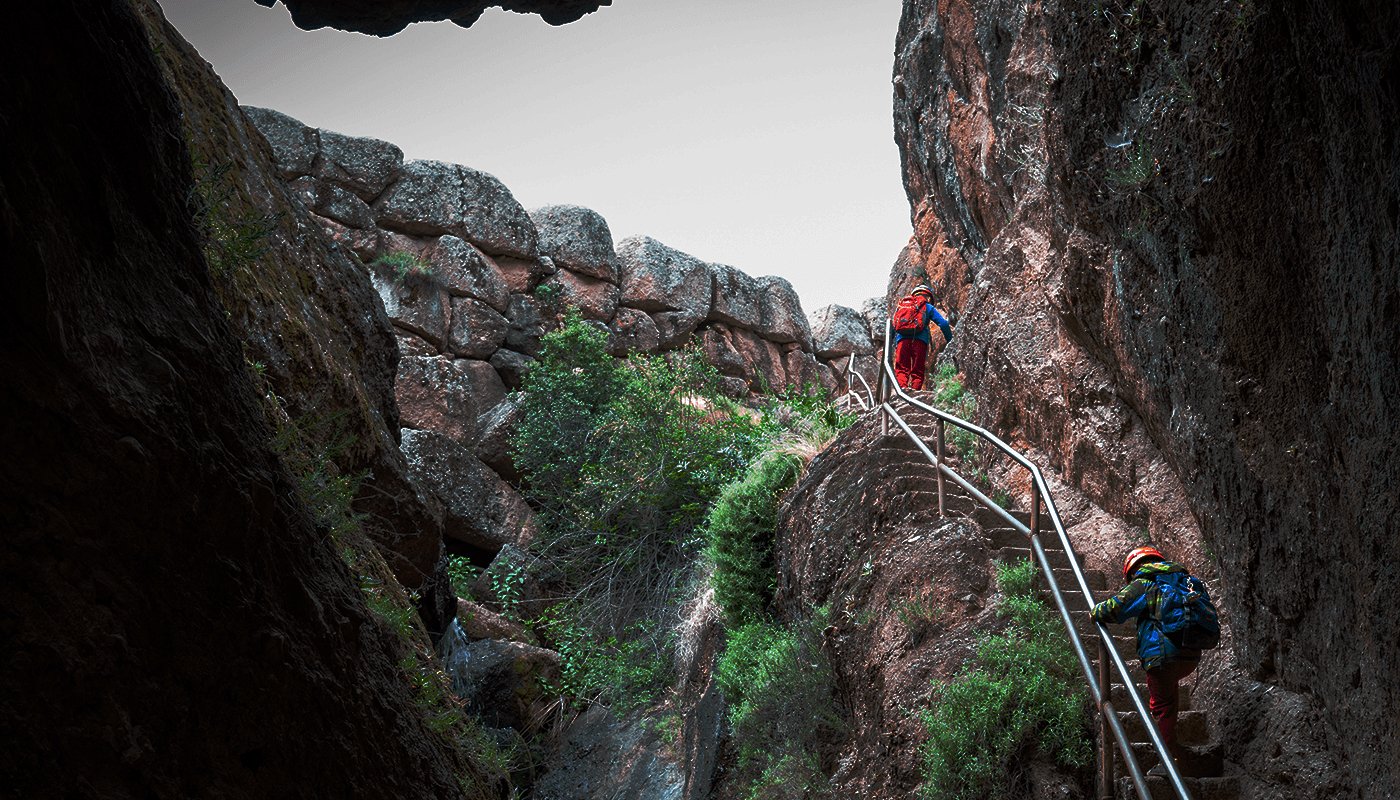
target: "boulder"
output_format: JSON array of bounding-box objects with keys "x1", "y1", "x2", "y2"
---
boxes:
[
  {"x1": 369, "y1": 262, "x2": 448, "y2": 348},
  {"x1": 810, "y1": 304, "x2": 877, "y2": 360},
  {"x1": 395, "y1": 355, "x2": 506, "y2": 445},
  {"x1": 616, "y1": 235, "x2": 713, "y2": 316},
  {"x1": 708, "y1": 263, "x2": 763, "y2": 331},
  {"x1": 312, "y1": 215, "x2": 381, "y2": 262},
  {"x1": 755, "y1": 275, "x2": 812, "y2": 347},
  {"x1": 492, "y1": 253, "x2": 555, "y2": 293},
  {"x1": 400, "y1": 428, "x2": 535, "y2": 554},
  {"x1": 504, "y1": 292, "x2": 549, "y2": 355},
  {"x1": 699, "y1": 325, "x2": 746, "y2": 379},
  {"x1": 475, "y1": 394, "x2": 524, "y2": 481},
  {"x1": 490, "y1": 349, "x2": 534, "y2": 390},
  {"x1": 650, "y1": 309, "x2": 706, "y2": 350},
  {"x1": 447, "y1": 297, "x2": 509, "y2": 359},
  {"x1": 394, "y1": 329, "x2": 439, "y2": 358},
  {"x1": 316, "y1": 128, "x2": 404, "y2": 201},
  {"x1": 609, "y1": 307, "x2": 660, "y2": 355},
  {"x1": 446, "y1": 639, "x2": 560, "y2": 731},
  {"x1": 427, "y1": 235, "x2": 511, "y2": 312},
  {"x1": 456, "y1": 599, "x2": 531, "y2": 643},
  {"x1": 544, "y1": 268, "x2": 619, "y2": 322},
  {"x1": 730, "y1": 327, "x2": 787, "y2": 392},
  {"x1": 243, "y1": 105, "x2": 318, "y2": 179},
  {"x1": 784, "y1": 348, "x2": 839, "y2": 394},
  {"x1": 289, "y1": 177, "x2": 376, "y2": 229},
  {"x1": 529, "y1": 205, "x2": 620, "y2": 282},
  {"x1": 860, "y1": 296, "x2": 888, "y2": 346},
  {"x1": 376, "y1": 159, "x2": 538, "y2": 260}
]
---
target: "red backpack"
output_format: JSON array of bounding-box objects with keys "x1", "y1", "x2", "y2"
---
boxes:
[{"x1": 892, "y1": 294, "x2": 927, "y2": 334}]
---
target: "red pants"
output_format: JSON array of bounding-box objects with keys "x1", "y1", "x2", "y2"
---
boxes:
[
  {"x1": 894, "y1": 338, "x2": 929, "y2": 390},
  {"x1": 1145, "y1": 659, "x2": 1198, "y2": 750}
]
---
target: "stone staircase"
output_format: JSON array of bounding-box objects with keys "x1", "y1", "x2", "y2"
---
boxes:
[{"x1": 877, "y1": 399, "x2": 1238, "y2": 800}]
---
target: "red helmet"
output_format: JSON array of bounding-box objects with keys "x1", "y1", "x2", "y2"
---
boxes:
[{"x1": 1122, "y1": 546, "x2": 1165, "y2": 580}]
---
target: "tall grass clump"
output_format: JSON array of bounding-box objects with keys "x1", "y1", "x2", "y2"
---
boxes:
[{"x1": 919, "y1": 560, "x2": 1092, "y2": 800}]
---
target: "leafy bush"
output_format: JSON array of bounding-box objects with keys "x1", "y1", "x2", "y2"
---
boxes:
[
  {"x1": 705, "y1": 453, "x2": 802, "y2": 625},
  {"x1": 715, "y1": 612, "x2": 840, "y2": 799},
  {"x1": 512, "y1": 312, "x2": 764, "y2": 623},
  {"x1": 445, "y1": 555, "x2": 479, "y2": 600},
  {"x1": 537, "y1": 605, "x2": 671, "y2": 712},
  {"x1": 919, "y1": 560, "x2": 1092, "y2": 800}
]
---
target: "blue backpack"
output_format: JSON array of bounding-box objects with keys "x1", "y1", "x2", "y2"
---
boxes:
[{"x1": 1150, "y1": 572, "x2": 1221, "y2": 650}]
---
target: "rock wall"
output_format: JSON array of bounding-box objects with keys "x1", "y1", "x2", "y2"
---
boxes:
[
  {"x1": 891, "y1": 0, "x2": 1399, "y2": 796},
  {"x1": 0, "y1": 1, "x2": 493, "y2": 796},
  {"x1": 256, "y1": 0, "x2": 611, "y2": 36}
]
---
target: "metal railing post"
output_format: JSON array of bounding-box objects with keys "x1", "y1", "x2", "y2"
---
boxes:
[
  {"x1": 1098, "y1": 640, "x2": 1115, "y2": 800},
  {"x1": 935, "y1": 418, "x2": 946, "y2": 517}
]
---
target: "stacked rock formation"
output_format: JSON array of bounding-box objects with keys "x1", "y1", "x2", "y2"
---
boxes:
[{"x1": 244, "y1": 107, "x2": 888, "y2": 567}]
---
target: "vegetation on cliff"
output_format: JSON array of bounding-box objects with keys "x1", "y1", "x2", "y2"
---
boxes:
[{"x1": 919, "y1": 561, "x2": 1091, "y2": 800}]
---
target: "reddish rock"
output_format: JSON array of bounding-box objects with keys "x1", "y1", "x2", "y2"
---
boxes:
[
  {"x1": 394, "y1": 329, "x2": 438, "y2": 358},
  {"x1": 427, "y1": 234, "x2": 511, "y2": 312},
  {"x1": 395, "y1": 355, "x2": 506, "y2": 445},
  {"x1": 271, "y1": 0, "x2": 611, "y2": 35},
  {"x1": 698, "y1": 325, "x2": 746, "y2": 379},
  {"x1": 443, "y1": 637, "x2": 561, "y2": 732},
  {"x1": 543, "y1": 267, "x2": 619, "y2": 322},
  {"x1": 290, "y1": 177, "x2": 377, "y2": 229},
  {"x1": 456, "y1": 599, "x2": 531, "y2": 643},
  {"x1": 729, "y1": 327, "x2": 787, "y2": 393},
  {"x1": 649, "y1": 309, "x2": 705, "y2": 351},
  {"x1": 503, "y1": 292, "x2": 549, "y2": 356},
  {"x1": 312, "y1": 214, "x2": 381, "y2": 262},
  {"x1": 447, "y1": 297, "x2": 509, "y2": 359},
  {"x1": 490, "y1": 252, "x2": 554, "y2": 293}
]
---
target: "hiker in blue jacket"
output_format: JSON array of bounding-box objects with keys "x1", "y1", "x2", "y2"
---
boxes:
[{"x1": 1092, "y1": 546, "x2": 1212, "y2": 774}]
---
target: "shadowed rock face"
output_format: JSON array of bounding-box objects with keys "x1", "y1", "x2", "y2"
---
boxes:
[
  {"x1": 0, "y1": 1, "x2": 485, "y2": 796},
  {"x1": 255, "y1": 0, "x2": 611, "y2": 35},
  {"x1": 893, "y1": 0, "x2": 1400, "y2": 795}
]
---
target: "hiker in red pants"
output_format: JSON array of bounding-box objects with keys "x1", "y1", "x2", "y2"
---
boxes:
[
  {"x1": 1092, "y1": 546, "x2": 1221, "y2": 776},
  {"x1": 890, "y1": 285, "x2": 952, "y2": 390}
]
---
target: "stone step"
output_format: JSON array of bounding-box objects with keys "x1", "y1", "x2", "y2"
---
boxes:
[
  {"x1": 1126, "y1": 742, "x2": 1225, "y2": 778},
  {"x1": 1117, "y1": 709, "x2": 1211, "y2": 748},
  {"x1": 1111, "y1": 682, "x2": 1193, "y2": 712},
  {"x1": 997, "y1": 545, "x2": 1086, "y2": 568},
  {"x1": 1117, "y1": 775, "x2": 1239, "y2": 800}
]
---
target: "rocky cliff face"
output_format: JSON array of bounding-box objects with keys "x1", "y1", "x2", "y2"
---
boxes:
[
  {"x1": 891, "y1": 1, "x2": 1399, "y2": 796},
  {"x1": 0, "y1": 1, "x2": 493, "y2": 796},
  {"x1": 257, "y1": 0, "x2": 610, "y2": 35}
]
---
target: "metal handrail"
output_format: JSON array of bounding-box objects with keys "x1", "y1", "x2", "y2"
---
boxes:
[
  {"x1": 844, "y1": 352, "x2": 875, "y2": 411},
  {"x1": 876, "y1": 321, "x2": 1192, "y2": 800}
]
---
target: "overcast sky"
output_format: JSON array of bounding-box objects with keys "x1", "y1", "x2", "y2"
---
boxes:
[{"x1": 157, "y1": 0, "x2": 909, "y2": 314}]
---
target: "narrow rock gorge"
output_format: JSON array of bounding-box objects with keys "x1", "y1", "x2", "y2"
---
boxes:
[{"x1": 2, "y1": 1, "x2": 1395, "y2": 799}]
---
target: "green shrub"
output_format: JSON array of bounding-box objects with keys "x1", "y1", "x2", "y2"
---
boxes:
[
  {"x1": 705, "y1": 452, "x2": 802, "y2": 625},
  {"x1": 919, "y1": 561, "x2": 1091, "y2": 800},
  {"x1": 511, "y1": 312, "x2": 763, "y2": 622},
  {"x1": 537, "y1": 605, "x2": 672, "y2": 712},
  {"x1": 715, "y1": 612, "x2": 840, "y2": 799},
  {"x1": 928, "y1": 363, "x2": 979, "y2": 462},
  {"x1": 445, "y1": 555, "x2": 479, "y2": 600}
]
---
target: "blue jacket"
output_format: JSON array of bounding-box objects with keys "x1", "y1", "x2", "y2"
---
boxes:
[
  {"x1": 1090, "y1": 560, "x2": 1202, "y2": 671},
  {"x1": 894, "y1": 302, "x2": 953, "y2": 345}
]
